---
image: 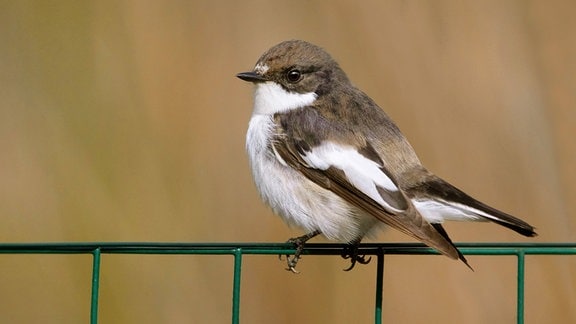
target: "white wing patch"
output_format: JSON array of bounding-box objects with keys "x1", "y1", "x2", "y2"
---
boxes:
[
  {"x1": 301, "y1": 141, "x2": 403, "y2": 213},
  {"x1": 412, "y1": 199, "x2": 487, "y2": 223},
  {"x1": 253, "y1": 82, "x2": 317, "y2": 115}
]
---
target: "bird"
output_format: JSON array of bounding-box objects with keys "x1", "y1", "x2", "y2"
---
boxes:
[{"x1": 236, "y1": 40, "x2": 536, "y2": 272}]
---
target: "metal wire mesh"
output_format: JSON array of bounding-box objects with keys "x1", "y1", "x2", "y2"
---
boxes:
[{"x1": 1, "y1": 242, "x2": 575, "y2": 324}]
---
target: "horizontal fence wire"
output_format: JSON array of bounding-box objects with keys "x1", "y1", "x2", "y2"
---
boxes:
[{"x1": 1, "y1": 242, "x2": 575, "y2": 324}]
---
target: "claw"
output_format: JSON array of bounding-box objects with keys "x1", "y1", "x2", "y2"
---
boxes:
[
  {"x1": 341, "y1": 244, "x2": 371, "y2": 271},
  {"x1": 342, "y1": 254, "x2": 371, "y2": 271},
  {"x1": 280, "y1": 230, "x2": 321, "y2": 273},
  {"x1": 285, "y1": 256, "x2": 301, "y2": 274}
]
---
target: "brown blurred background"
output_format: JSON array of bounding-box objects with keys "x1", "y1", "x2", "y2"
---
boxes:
[{"x1": 0, "y1": 1, "x2": 575, "y2": 323}]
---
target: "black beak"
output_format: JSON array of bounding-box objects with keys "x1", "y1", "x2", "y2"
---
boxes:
[{"x1": 236, "y1": 71, "x2": 266, "y2": 83}]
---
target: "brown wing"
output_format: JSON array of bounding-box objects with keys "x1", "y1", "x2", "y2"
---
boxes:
[{"x1": 272, "y1": 135, "x2": 464, "y2": 262}]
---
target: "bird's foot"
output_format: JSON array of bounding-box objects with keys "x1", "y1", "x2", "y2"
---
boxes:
[
  {"x1": 341, "y1": 244, "x2": 371, "y2": 271},
  {"x1": 280, "y1": 230, "x2": 321, "y2": 273}
]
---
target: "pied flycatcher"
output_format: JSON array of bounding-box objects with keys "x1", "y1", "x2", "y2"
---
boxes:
[{"x1": 237, "y1": 40, "x2": 536, "y2": 272}]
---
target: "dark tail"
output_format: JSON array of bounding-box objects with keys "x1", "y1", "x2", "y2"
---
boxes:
[
  {"x1": 422, "y1": 177, "x2": 537, "y2": 237},
  {"x1": 432, "y1": 223, "x2": 474, "y2": 271}
]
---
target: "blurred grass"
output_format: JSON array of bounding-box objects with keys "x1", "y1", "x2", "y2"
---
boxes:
[{"x1": 0, "y1": 0, "x2": 574, "y2": 323}]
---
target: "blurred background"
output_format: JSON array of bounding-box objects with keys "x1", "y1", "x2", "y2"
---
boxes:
[{"x1": 0, "y1": 1, "x2": 574, "y2": 323}]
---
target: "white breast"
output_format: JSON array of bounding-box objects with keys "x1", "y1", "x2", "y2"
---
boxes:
[{"x1": 246, "y1": 115, "x2": 380, "y2": 242}]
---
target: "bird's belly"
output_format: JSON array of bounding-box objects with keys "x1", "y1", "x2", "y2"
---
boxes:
[{"x1": 246, "y1": 115, "x2": 379, "y2": 242}]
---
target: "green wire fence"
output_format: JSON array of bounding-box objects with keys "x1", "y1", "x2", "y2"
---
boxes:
[{"x1": 1, "y1": 242, "x2": 575, "y2": 323}]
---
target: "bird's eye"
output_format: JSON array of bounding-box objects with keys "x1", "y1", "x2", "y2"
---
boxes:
[{"x1": 286, "y1": 69, "x2": 302, "y2": 83}]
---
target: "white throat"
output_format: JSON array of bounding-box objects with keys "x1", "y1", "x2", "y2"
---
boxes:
[{"x1": 252, "y1": 82, "x2": 317, "y2": 115}]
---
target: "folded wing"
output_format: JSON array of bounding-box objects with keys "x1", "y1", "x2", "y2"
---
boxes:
[{"x1": 272, "y1": 136, "x2": 468, "y2": 264}]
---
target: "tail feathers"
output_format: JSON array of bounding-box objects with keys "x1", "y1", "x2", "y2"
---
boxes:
[
  {"x1": 468, "y1": 200, "x2": 537, "y2": 237},
  {"x1": 431, "y1": 223, "x2": 473, "y2": 271},
  {"x1": 418, "y1": 177, "x2": 537, "y2": 237}
]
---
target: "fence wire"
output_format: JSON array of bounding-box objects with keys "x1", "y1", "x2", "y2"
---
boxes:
[{"x1": 1, "y1": 242, "x2": 575, "y2": 324}]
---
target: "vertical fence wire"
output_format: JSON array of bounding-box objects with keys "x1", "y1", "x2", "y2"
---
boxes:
[
  {"x1": 516, "y1": 250, "x2": 526, "y2": 324},
  {"x1": 232, "y1": 248, "x2": 243, "y2": 324},
  {"x1": 90, "y1": 248, "x2": 101, "y2": 324},
  {"x1": 374, "y1": 250, "x2": 384, "y2": 324}
]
